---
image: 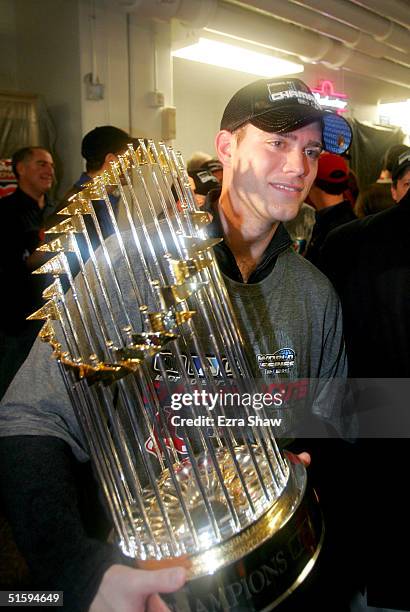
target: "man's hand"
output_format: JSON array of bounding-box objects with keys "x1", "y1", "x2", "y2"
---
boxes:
[
  {"x1": 285, "y1": 451, "x2": 311, "y2": 467},
  {"x1": 89, "y1": 564, "x2": 186, "y2": 612},
  {"x1": 297, "y1": 452, "x2": 311, "y2": 467}
]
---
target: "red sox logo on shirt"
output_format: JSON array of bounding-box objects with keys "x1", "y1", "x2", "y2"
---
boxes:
[{"x1": 144, "y1": 407, "x2": 187, "y2": 459}]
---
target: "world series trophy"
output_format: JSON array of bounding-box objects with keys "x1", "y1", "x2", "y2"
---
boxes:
[{"x1": 29, "y1": 139, "x2": 323, "y2": 611}]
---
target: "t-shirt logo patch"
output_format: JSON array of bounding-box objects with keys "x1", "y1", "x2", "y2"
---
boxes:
[{"x1": 257, "y1": 348, "x2": 296, "y2": 374}]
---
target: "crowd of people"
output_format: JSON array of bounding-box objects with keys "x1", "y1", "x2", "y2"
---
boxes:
[{"x1": 0, "y1": 75, "x2": 410, "y2": 612}]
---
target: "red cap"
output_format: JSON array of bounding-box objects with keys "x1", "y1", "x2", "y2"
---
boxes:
[{"x1": 316, "y1": 152, "x2": 348, "y2": 184}]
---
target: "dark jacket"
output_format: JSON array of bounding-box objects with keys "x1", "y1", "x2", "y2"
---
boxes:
[
  {"x1": 321, "y1": 190, "x2": 410, "y2": 378},
  {"x1": 0, "y1": 188, "x2": 55, "y2": 330},
  {"x1": 306, "y1": 200, "x2": 356, "y2": 266},
  {"x1": 320, "y1": 188, "x2": 410, "y2": 610}
]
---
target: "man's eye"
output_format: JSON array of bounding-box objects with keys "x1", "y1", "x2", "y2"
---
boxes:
[
  {"x1": 305, "y1": 148, "x2": 321, "y2": 160},
  {"x1": 269, "y1": 140, "x2": 286, "y2": 149}
]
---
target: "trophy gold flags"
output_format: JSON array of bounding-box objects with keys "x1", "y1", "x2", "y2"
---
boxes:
[{"x1": 31, "y1": 139, "x2": 323, "y2": 610}]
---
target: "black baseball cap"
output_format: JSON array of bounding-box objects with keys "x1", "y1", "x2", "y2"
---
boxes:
[
  {"x1": 200, "y1": 159, "x2": 223, "y2": 175},
  {"x1": 220, "y1": 78, "x2": 352, "y2": 155},
  {"x1": 188, "y1": 168, "x2": 220, "y2": 195},
  {"x1": 81, "y1": 126, "x2": 137, "y2": 162},
  {"x1": 392, "y1": 148, "x2": 410, "y2": 182}
]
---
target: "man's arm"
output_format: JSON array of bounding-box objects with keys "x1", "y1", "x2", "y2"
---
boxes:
[
  {"x1": 0, "y1": 435, "x2": 130, "y2": 611},
  {"x1": 0, "y1": 435, "x2": 186, "y2": 611}
]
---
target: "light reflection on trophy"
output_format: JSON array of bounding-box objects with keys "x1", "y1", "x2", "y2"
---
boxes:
[{"x1": 29, "y1": 140, "x2": 323, "y2": 611}]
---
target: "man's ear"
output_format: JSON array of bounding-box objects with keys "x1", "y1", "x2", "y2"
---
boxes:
[
  {"x1": 16, "y1": 160, "x2": 25, "y2": 178},
  {"x1": 104, "y1": 152, "x2": 117, "y2": 166},
  {"x1": 215, "y1": 130, "x2": 233, "y2": 168}
]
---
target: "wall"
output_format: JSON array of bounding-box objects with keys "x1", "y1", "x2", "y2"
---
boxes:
[
  {"x1": 173, "y1": 56, "x2": 410, "y2": 162},
  {"x1": 13, "y1": 0, "x2": 83, "y2": 194},
  {"x1": 78, "y1": 0, "x2": 129, "y2": 138},
  {"x1": 2, "y1": 0, "x2": 410, "y2": 193},
  {"x1": 127, "y1": 17, "x2": 173, "y2": 140},
  {"x1": 0, "y1": 0, "x2": 17, "y2": 90},
  {"x1": 173, "y1": 59, "x2": 252, "y2": 162},
  {"x1": 2, "y1": 0, "x2": 133, "y2": 196},
  {"x1": 2, "y1": 0, "x2": 172, "y2": 195}
]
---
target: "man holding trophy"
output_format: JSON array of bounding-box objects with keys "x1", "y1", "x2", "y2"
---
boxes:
[{"x1": 0, "y1": 78, "x2": 355, "y2": 612}]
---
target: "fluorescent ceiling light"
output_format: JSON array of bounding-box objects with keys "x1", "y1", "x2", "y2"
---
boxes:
[{"x1": 172, "y1": 38, "x2": 304, "y2": 78}]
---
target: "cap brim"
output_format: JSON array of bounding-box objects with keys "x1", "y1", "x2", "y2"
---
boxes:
[{"x1": 249, "y1": 106, "x2": 352, "y2": 155}]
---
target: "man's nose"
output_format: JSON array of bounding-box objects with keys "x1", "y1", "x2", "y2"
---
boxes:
[{"x1": 283, "y1": 149, "x2": 307, "y2": 176}]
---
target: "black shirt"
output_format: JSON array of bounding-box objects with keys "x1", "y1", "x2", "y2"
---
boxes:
[
  {"x1": 320, "y1": 188, "x2": 410, "y2": 611},
  {"x1": 320, "y1": 189, "x2": 410, "y2": 378},
  {"x1": 306, "y1": 199, "x2": 356, "y2": 267},
  {"x1": 204, "y1": 188, "x2": 292, "y2": 283},
  {"x1": 0, "y1": 188, "x2": 55, "y2": 331}
]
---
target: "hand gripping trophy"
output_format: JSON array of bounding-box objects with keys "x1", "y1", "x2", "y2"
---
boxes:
[{"x1": 29, "y1": 78, "x2": 351, "y2": 610}]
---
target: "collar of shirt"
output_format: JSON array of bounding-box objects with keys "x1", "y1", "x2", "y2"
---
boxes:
[
  {"x1": 203, "y1": 187, "x2": 292, "y2": 284},
  {"x1": 75, "y1": 172, "x2": 93, "y2": 189}
]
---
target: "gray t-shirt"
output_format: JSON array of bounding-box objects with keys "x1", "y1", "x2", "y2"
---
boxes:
[{"x1": 0, "y1": 227, "x2": 347, "y2": 463}]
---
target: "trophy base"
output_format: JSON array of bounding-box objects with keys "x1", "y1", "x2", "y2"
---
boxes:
[{"x1": 164, "y1": 460, "x2": 323, "y2": 611}]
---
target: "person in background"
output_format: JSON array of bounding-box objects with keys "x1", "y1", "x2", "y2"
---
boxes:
[
  {"x1": 48, "y1": 126, "x2": 138, "y2": 251},
  {"x1": 391, "y1": 148, "x2": 410, "y2": 203},
  {"x1": 283, "y1": 201, "x2": 316, "y2": 255},
  {"x1": 160, "y1": 166, "x2": 220, "y2": 218},
  {"x1": 319, "y1": 146, "x2": 410, "y2": 612},
  {"x1": 199, "y1": 158, "x2": 223, "y2": 183},
  {"x1": 0, "y1": 146, "x2": 56, "y2": 399},
  {"x1": 186, "y1": 150, "x2": 212, "y2": 173},
  {"x1": 188, "y1": 166, "x2": 220, "y2": 206},
  {"x1": 305, "y1": 152, "x2": 356, "y2": 266},
  {"x1": 354, "y1": 143, "x2": 409, "y2": 218},
  {"x1": 341, "y1": 152, "x2": 359, "y2": 208}
]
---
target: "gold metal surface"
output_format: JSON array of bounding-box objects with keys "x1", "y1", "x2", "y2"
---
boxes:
[
  {"x1": 259, "y1": 526, "x2": 325, "y2": 611},
  {"x1": 42, "y1": 279, "x2": 63, "y2": 300},
  {"x1": 37, "y1": 234, "x2": 77, "y2": 253},
  {"x1": 160, "y1": 280, "x2": 209, "y2": 308},
  {"x1": 181, "y1": 237, "x2": 223, "y2": 257},
  {"x1": 147, "y1": 310, "x2": 196, "y2": 333},
  {"x1": 32, "y1": 253, "x2": 67, "y2": 276},
  {"x1": 60, "y1": 358, "x2": 133, "y2": 385},
  {"x1": 185, "y1": 211, "x2": 213, "y2": 227},
  {"x1": 169, "y1": 257, "x2": 212, "y2": 284},
  {"x1": 117, "y1": 150, "x2": 133, "y2": 172},
  {"x1": 45, "y1": 215, "x2": 84, "y2": 235},
  {"x1": 27, "y1": 300, "x2": 60, "y2": 321},
  {"x1": 39, "y1": 319, "x2": 58, "y2": 344},
  {"x1": 59, "y1": 196, "x2": 94, "y2": 216}
]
